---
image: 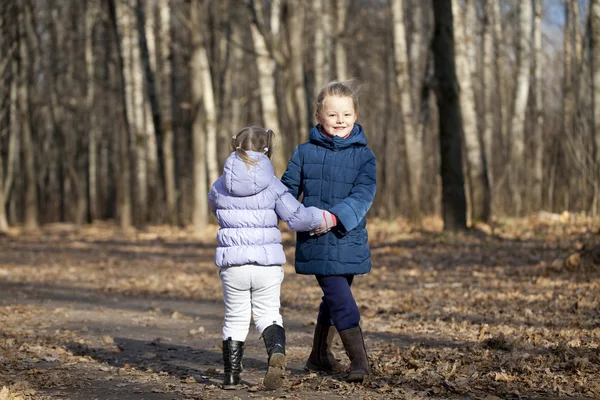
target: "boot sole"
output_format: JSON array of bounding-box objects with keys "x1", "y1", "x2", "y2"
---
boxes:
[{"x1": 263, "y1": 353, "x2": 285, "y2": 390}]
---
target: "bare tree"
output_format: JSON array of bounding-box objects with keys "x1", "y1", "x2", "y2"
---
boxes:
[
  {"x1": 452, "y1": 0, "x2": 490, "y2": 223},
  {"x1": 509, "y1": 0, "x2": 533, "y2": 215},
  {"x1": 86, "y1": 0, "x2": 99, "y2": 222},
  {"x1": 313, "y1": 0, "x2": 332, "y2": 96},
  {"x1": 432, "y1": 0, "x2": 467, "y2": 231},
  {"x1": 592, "y1": 0, "x2": 600, "y2": 214},
  {"x1": 109, "y1": 0, "x2": 133, "y2": 230},
  {"x1": 248, "y1": 0, "x2": 286, "y2": 174},
  {"x1": 197, "y1": 24, "x2": 219, "y2": 186},
  {"x1": 285, "y1": 1, "x2": 309, "y2": 143},
  {"x1": 531, "y1": 0, "x2": 544, "y2": 211},
  {"x1": 391, "y1": 0, "x2": 422, "y2": 219},
  {"x1": 334, "y1": 0, "x2": 349, "y2": 80},
  {"x1": 158, "y1": 0, "x2": 177, "y2": 224},
  {"x1": 0, "y1": 6, "x2": 8, "y2": 232},
  {"x1": 190, "y1": 0, "x2": 208, "y2": 232},
  {"x1": 482, "y1": 0, "x2": 495, "y2": 204},
  {"x1": 18, "y1": 4, "x2": 38, "y2": 231}
]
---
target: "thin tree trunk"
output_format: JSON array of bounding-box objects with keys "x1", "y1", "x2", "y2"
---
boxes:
[
  {"x1": 129, "y1": 0, "x2": 147, "y2": 227},
  {"x1": 482, "y1": 0, "x2": 495, "y2": 211},
  {"x1": 197, "y1": 35, "x2": 219, "y2": 186},
  {"x1": 313, "y1": 0, "x2": 331, "y2": 97},
  {"x1": 432, "y1": 0, "x2": 467, "y2": 231},
  {"x1": 509, "y1": 0, "x2": 533, "y2": 216},
  {"x1": 491, "y1": 0, "x2": 508, "y2": 162},
  {"x1": 391, "y1": 0, "x2": 422, "y2": 220},
  {"x1": 452, "y1": 0, "x2": 490, "y2": 223},
  {"x1": 287, "y1": 1, "x2": 309, "y2": 144},
  {"x1": 190, "y1": 0, "x2": 208, "y2": 232},
  {"x1": 248, "y1": 0, "x2": 285, "y2": 174},
  {"x1": 334, "y1": 0, "x2": 349, "y2": 80},
  {"x1": 136, "y1": 0, "x2": 161, "y2": 225},
  {"x1": 158, "y1": 0, "x2": 177, "y2": 224},
  {"x1": 18, "y1": 6, "x2": 38, "y2": 231},
  {"x1": 532, "y1": 0, "x2": 544, "y2": 211},
  {"x1": 109, "y1": 0, "x2": 132, "y2": 231},
  {"x1": 592, "y1": 0, "x2": 600, "y2": 214},
  {"x1": 5, "y1": 59, "x2": 18, "y2": 219},
  {"x1": 86, "y1": 0, "x2": 98, "y2": 222},
  {"x1": 409, "y1": 0, "x2": 423, "y2": 114},
  {"x1": 0, "y1": 8, "x2": 8, "y2": 232}
]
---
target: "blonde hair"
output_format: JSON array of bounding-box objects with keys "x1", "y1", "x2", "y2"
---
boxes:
[
  {"x1": 315, "y1": 79, "x2": 360, "y2": 115},
  {"x1": 231, "y1": 125, "x2": 274, "y2": 167}
]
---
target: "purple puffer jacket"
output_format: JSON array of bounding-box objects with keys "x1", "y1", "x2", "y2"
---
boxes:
[{"x1": 208, "y1": 151, "x2": 322, "y2": 268}]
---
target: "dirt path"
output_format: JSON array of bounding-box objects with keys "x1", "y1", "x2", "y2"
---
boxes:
[{"x1": 1, "y1": 218, "x2": 600, "y2": 399}]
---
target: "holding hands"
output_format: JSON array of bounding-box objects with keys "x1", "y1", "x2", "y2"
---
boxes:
[{"x1": 310, "y1": 210, "x2": 337, "y2": 236}]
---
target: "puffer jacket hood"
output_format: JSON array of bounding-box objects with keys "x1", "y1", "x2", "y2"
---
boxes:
[{"x1": 223, "y1": 151, "x2": 274, "y2": 196}]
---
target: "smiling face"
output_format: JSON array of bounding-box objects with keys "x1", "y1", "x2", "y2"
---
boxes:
[{"x1": 316, "y1": 95, "x2": 357, "y2": 137}]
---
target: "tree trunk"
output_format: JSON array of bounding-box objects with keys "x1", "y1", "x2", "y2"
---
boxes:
[
  {"x1": 509, "y1": 0, "x2": 533, "y2": 216},
  {"x1": 109, "y1": 0, "x2": 132, "y2": 231},
  {"x1": 334, "y1": 0, "x2": 349, "y2": 81},
  {"x1": 531, "y1": 0, "x2": 544, "y2": 211},
  {"x1": 452, "y1": 0, "x2": 490, "y2": 223},
  {"x1": 158, "y1": 0, "x2": 177, "y2": 224},
  {"x1": 190, "y1": 0, "x2": 208, "y2": 232},
  {"x1": 129, "y1": 0, "x2": 147, "y2": 227},
  {"x1": 18, "y1": 6, "x2": 38, "y2": 231},
  {"x1": 482, "y1": 0, "x2": 495, "y2": 211},
  {"x1": 249, "y1": 1, "x2": 285, "y2": 174},
  {"x1": 136, "y1": 0, "x2": 161, "y2": 225},
  {"x1": 391, "y1": 0, "x2": 422, "y2": 220},
  {"x1": 86, "y1": 0, "x2": 98, "y2": 222},
  {"x1": 286, "y1": 1, "x2": 309, "y2": 145},
  {"x1": 491, "y1": 0, "x2": 508, "y2": 163},
  {"x1": 313, "y1": 0, "x2": 332, "y2": 98},
  {"x1": 592, "y1": 0, "x2": 600, "y2": 214},
  {"x1": 431, "y1": 0, "x2": 467, "y2": 231},
  {"x1": 0, "y1": 7, "x2": 8, "y2": 232},
  {"x1": 6, "y1": 58, "x2": 18, "y2": 224}
]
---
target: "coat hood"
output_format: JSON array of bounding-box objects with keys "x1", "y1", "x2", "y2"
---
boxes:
[
  {"x1": 309, "y1": 123, "x2": 367, "y2": 150},
  {"x1": 222, "y1": 151, "x2": 274, "y2": 197}
]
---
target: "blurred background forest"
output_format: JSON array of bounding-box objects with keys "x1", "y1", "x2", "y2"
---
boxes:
[{"x1": 1, "y1": 0, "x2": 599, "y2": 233}]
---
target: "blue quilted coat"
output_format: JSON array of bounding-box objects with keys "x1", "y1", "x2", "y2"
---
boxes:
[
  {"x1": 281, "y1": 123, "x2": 377, "y2": 276},
  {"x1": 209, "y1": 151, "x2": 322, "y2": 268}
]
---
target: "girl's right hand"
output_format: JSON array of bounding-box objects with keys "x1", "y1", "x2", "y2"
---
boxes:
[{"x1": 310, "y1": 211, "x2": 337, "y2": 236}]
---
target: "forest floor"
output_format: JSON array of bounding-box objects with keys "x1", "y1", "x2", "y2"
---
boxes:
[{"x1": 0, "y1": 214, "x2": 599, "y2": 400}]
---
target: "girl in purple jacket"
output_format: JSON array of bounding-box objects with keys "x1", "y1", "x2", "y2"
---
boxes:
[{"x1": 208, "y1": 126, "x2": 331, "y2": 390}]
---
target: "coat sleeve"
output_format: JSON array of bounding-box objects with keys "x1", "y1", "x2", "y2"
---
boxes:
[
  {"x1": 272, "y1": 179, "x2": 322, "y2": 232},
  {"x1": 329, "y1": 149, "x2": 376, "y2": 235},
  {"x1": 280, "y1": 146, "x2": 303, "y2": 199},
  {"x1": 208, "y1": 180, "x2": 219, "y2": 216}
]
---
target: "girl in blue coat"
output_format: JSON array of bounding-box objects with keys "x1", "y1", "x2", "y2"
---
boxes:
[{"x1": 281, "y1": 80, "x2": 377, "y2": 383}]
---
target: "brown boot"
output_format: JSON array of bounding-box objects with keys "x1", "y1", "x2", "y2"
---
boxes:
[
  {"x1": 305, "y1": 324, "x2": 346, "y2": 373},
  {"x1": 338, "y1": 327, "x2": 369, "y2": 383}
]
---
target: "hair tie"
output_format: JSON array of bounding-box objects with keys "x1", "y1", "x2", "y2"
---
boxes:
[
  {"x1": 232, "y1": 135, "x2": 237, "y2": 140},
  {"x1": 236, "y1": 146, "x2": 241, "y2": 150},
  {"x1": 263, "y1": 147, "x2": 269, "y2": 153}
]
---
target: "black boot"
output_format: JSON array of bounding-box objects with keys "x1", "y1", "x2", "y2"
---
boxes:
[
  {"x1": 338, "y1": 327, "x2": 369, "y2": 383},
  {"x1": 305, "y1": 324, "x2": 346, "y2": 373},
  {"x1": 222, "y1": 338, "x2": 244, "y2": 389},
  {"x1": 262, "y1": 323, "x2": 286, "y2": 390}
]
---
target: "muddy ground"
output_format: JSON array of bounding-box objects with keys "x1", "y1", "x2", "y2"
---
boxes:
[{"x1": 0, "y1": 216, "x2": 599, "y2": 399}]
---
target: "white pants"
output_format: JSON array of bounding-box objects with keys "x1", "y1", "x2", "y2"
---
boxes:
[{"x1": 219, "y1": 265, "x2": 284, "y2": 342}]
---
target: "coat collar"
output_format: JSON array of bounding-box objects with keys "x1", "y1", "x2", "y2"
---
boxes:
[{"x1": 309, "y1": 123, "x2": 367, "y2": 150}]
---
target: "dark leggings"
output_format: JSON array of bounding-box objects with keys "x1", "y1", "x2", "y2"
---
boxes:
[{"x1": 315, "y1": 274, "x2": 360, "y2": 331}]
